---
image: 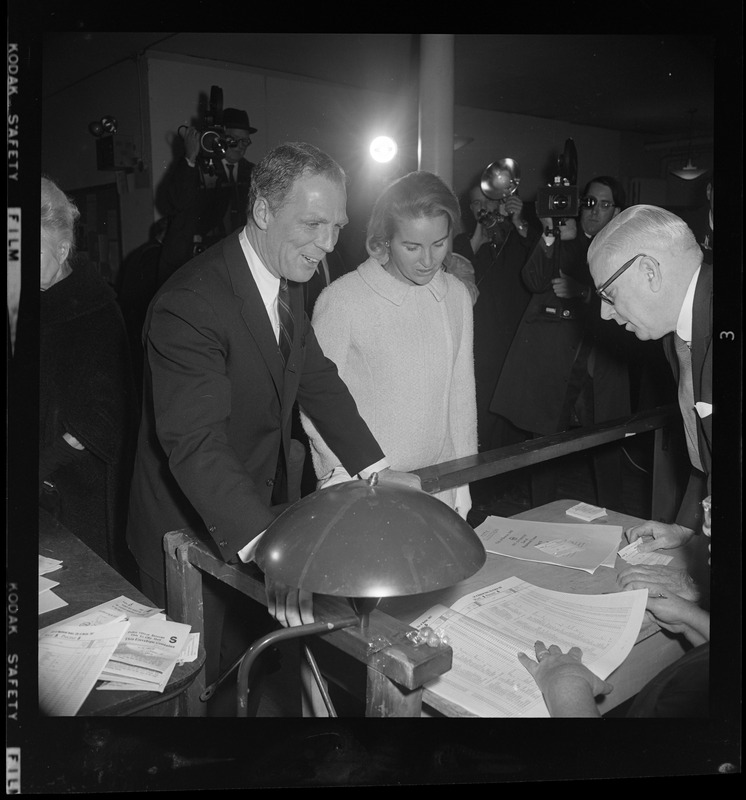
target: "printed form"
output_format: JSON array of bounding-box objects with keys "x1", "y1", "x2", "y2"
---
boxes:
[
  {"x1": 411, "y1": 576, "x2": 648, "y2": 717},
  {"x1": 475, "y1": 516, "x2": 623, "y2": 573},
  {"x1": 38, "y1": 620, "x2": 130, "y2": 716}
]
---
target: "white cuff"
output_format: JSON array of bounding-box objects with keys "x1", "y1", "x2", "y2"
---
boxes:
[
  {"x1": 237, "y1": 529, "x2": 266, "y2": 563},
  {"x1": 357, "y1": 457, "x2": 390, "y2": 480}
]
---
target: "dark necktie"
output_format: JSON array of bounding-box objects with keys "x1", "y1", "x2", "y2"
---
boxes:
[
  {"x1": 674, "y1": 333, "x2": 703, "y2": 471},
  {"x1": 226, "y1": 163, "x2": 235, "y2": 183},
  {"x1": 277, "y1": 279, "x2": 294, "y2": 366}
]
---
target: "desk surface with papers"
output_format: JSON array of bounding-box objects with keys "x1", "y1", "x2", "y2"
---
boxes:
[
  {"x1": 38, "y1": 510, "x2": 206, "y2": 717},
  {"x1": 378, "y1": 499, "x2": 700, "y2": 717}
]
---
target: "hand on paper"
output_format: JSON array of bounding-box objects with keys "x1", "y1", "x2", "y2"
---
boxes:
[
  {"x1": 617, "y1": 563, "x2": 701, "y2": 603},
  {"x1": 265, "y1": 575, "x2": 314, "y2": 628},
  {"x1": 625, "y1": 521, "x2": 695, "y2": 552},
  {"x1": 642, "y1": 585, "x2": 710, "y2": 646},
  {"x1": 517, "y1": 640, "x2": 613, "y2": 718}
]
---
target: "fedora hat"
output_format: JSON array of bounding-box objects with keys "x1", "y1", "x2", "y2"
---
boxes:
[{"x1": 222, "y1": 107, "x2": 257, "y2": 134}]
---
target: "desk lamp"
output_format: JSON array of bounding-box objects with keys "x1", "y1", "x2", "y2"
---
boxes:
[{"x1": 236, "y1": 473, "x2": 486, "y2": 716}]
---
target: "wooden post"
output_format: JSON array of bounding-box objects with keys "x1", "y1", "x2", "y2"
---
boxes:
[{"x1": 164, "y1": 529, "x2": 208, "y2": 716}]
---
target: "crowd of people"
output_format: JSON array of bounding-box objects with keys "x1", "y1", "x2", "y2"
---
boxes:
[{"x1": 28, "y1": 110, "x2": 715, "y2": 718}]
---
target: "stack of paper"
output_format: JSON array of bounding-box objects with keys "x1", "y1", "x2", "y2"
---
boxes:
[
  {"x1": 38, "y1": 555, "x2": 67, "y2": 614},
  {"x1": 475, "y1": 515, "x2": 623, "y2": 574},
  {"x1": 38, "y1": 595, "x2": 198, "y2": 715},
  {"x1": 97, "y1": 615, "x2": 192, "y2": 692}
]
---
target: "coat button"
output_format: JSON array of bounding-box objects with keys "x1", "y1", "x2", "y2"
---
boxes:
[
  {"x1": 208, "y1": 525, "x2": 216, "y2": 533},
  {"x1": 219, "y1": 540, "x2": 228, "y2": 548},
  {"x1": 266, "y1": 479, "x2": 275, "y2": 486}
]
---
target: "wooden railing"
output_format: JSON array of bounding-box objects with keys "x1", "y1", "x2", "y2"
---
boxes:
[{"x1": 411, "y1": 404, "x2": 684, "y2": 522}]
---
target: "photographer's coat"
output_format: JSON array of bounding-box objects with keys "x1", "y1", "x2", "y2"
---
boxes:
[{"x1": 491, "y1": 233, "x2": 630, "y2": 435}]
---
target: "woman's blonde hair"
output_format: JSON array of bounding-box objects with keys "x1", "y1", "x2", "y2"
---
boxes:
[{"x1": 366, "y1": 171, "x2": 460, "y2": 260}]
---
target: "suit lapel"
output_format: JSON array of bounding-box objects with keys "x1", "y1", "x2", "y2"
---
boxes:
[{"x1": 222, "y1": 234, "x2": 285, "y2": 395}]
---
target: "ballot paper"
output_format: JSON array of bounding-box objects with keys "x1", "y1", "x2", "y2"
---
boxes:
[
  {"x1": 38, "y1": 619, "x2": 130, "y2": 716},
  {"x1": 39, "y1": 596, "x2": 188, "y2": 708},
  {"x1": 41, "y1": 595, "x2": 164, "y2": 629},
  {"x1": 411, "y1": 576, "x2": 648, "y2": 718},
  {"x1": 38, "y1": 555, "x2": 67, "y2": 614},
  {"x1": 565, "y1": 502, "x2": 608, "y2": 522},
  {"x1": 96, "y1": 616, "x2": 191, "y2": 692},
  {"x1": 475, "y1": 515, "x2": 622, "y2": 574},
  {"x1": 618, "y1": 539, "x2": 674, "y2": 566},
  {"x1": 177, "y1": 632, "x2": 201, "y2": 664},
  {"x1": 39, "y1": 591, "x2": 68, "y2": 615},
  {"x1": 38, "y1": 555, "x2": 63, "y2": 575}
]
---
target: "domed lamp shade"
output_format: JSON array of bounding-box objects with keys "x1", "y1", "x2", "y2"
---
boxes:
[
  {"x1": 255, "y1": 474, "x2": 486, "y2": 601},
  {"x1": 235, "y1": 474, "x2": 486, "y2": 716}
]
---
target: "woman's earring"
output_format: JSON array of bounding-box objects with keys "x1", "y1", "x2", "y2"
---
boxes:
[{"x1": 384, "y1": 241, "x2": 389, "y2": 247}]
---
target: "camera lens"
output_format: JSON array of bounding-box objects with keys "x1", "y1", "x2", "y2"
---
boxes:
[{"x1": 551, "y1": 195, "x2": 568, "y2": 211}]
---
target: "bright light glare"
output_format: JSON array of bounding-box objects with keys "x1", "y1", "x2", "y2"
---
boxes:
[{"x1": 369, "y1": 136, "x2": 398, "y2": 163}]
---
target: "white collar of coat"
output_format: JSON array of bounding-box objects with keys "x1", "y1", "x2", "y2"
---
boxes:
[{"x1": 357, "y1": 255, "x2": 447, "y2": 305}]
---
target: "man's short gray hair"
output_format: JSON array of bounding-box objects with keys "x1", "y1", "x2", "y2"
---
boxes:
[
  {"x1": 247, "y1": 142, "x2": 346, "y2": 217},
  {"x1": 588, "y1": 204, "x2": 699, "y2": 266}
]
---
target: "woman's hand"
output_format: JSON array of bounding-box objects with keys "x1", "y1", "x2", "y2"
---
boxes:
[{"x1": 517, "y1": 641, "x2": 612, "y2": 717}]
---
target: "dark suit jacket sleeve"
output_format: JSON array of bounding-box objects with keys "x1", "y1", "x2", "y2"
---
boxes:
[
  {"x1": 295, "y1": 310, "x2": 384, "y2": 477},
  {"x1": 147, "y1": 287, "x2": 277, "y2": 558},
  {"x1": 161, "y1": 157, "x2": 202, "y2": 215},
  {"x1": 521, "y1": 236, "x2": 559, "y2": 292},
  {"x1": 666, "y1": 265, "x2": 713, "y2": 531}
]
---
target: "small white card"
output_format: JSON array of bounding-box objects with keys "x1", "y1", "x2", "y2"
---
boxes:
[
  {"x1": 565, "y1": 502, "x2": 607, "y2": 522},
  {"x1": 618, "y1": 540, "x2": 673, "y2": 566}
]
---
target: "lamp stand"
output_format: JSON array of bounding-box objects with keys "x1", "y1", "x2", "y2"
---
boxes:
[{"x1": 235, "y1": 615, "x2": 359, "y2": 717}]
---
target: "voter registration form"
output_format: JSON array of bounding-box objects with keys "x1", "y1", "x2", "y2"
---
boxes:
[{"x1": 411, "y1": 576, "x2": 648, "y2": 717}]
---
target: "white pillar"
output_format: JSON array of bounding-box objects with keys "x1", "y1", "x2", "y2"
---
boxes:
[{"x1": 418, "y1": 34, "x2": 454, "y2": 187}]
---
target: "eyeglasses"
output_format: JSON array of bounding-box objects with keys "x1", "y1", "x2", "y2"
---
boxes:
[
  {"x1": 595, "y1": 253, "x2": 652, "y2": 305},
  {"x1": 581, "y1": 196, "x2": 616, "y2": 211},
  {"x1": 227, "y1": 137, "x2": 251, "y2": 148}
]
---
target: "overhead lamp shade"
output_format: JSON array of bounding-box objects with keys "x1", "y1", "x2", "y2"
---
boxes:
[
  {"x1": 255, "y1": 476, "x2": 486, "y2": 599},
  {"x1": 670, "y1": 159, "x2": 708, "y2": 181}
]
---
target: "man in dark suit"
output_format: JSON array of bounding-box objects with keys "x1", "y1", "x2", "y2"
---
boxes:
[
  {"x1": 127, "y1": 142, "x2": 420, "y2": 682},
  {"x1": 588, "y1": 204, "x2": 712, "y2": 558},
  {"x1": 156, "y1": 107, "x2": 257, "y2": 287}
]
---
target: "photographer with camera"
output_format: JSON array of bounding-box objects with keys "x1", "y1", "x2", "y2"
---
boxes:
[
  {"x1": 490, "y1": 175, "x2": 631, "y2": 509},
  {"x1": 156, "y1": 106, "x2": 257, "y2": 287},
  {"x1": 453, "y1": 178, "x2": 537, "y2": 504}
]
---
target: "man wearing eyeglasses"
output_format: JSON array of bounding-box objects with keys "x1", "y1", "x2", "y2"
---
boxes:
[
  {"x1": 157, "y1": 107, "x2": 257, "y2": 286},
  {"x1": 587, "y1": 205, "x2": 712, "y2": 560}
]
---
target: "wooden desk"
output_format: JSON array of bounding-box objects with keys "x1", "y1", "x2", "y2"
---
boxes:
[
  {"x1": 39, "y1": 510, "x2": 206, "y2": 716},
  {"x1": 165, "y1": 499, "x2": 696, "y2": 717},
  {"x1": 379, "y1": 499, "x2": 693, "y2": 716}
]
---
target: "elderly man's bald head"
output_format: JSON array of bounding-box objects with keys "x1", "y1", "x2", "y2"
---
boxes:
[{"x1": 587, "y1": 205, "x2": 702, "y2": 340}]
